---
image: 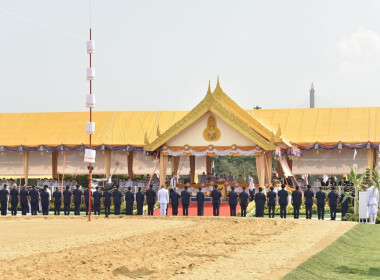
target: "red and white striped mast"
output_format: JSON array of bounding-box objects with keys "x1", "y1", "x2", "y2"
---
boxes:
[{"x1": 85, "y1": 0, "x2": 96, "y2": 221}]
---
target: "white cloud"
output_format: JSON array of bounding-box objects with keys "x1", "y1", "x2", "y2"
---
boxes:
[{"x1": 332, "y1": 27, "x2": 380, "y2": 74}]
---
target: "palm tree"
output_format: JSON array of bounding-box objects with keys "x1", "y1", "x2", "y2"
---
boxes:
[{"x1": 343, "y1": 167, "x2": 366, "y2": 215}]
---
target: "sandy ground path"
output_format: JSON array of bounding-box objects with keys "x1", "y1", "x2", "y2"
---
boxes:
[{"x1": 0, "y1": 216, "x2": 355, "y2": 280}]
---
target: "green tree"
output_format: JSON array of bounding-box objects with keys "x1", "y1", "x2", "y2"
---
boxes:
[{"x1": 213, "y1": 156, "x2": 257, "y2": 182}]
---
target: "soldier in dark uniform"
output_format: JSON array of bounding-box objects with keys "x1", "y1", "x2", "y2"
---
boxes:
[
  {"x1": 72, "y1": 185, "x2": 83, "y2": 215},
  {"x1": 103, "y1": 188, "x2": 112, "y2": 216},
  {"x1": 20, "y1": 185, "x2": 29, "y2": 215},
  {"x1": 266, "y1": 186, "x2": 277, "y2": 218},
  {"x1": 63, "y1": 185, "x2": 72, "y2": 215},
  {"x1": 239, "y1": 187, "x2": 249, "y2": 217},
  {"x1": 340, "y1": 188, "x2": 350, "y2": 219},
  {"x1": 211, "y1": 185, "x2": 222, "y2": 216},
  {"x1": 125, "y1": 187, "x2": 135, "y2": 215},
  {"x1": 327, "y1": 186, "x2": 339, "y2": 220},
  {"x1": 136, "y1": 187, "x2": 145, "y2": 215},
  {"x1": 112, "y1": 186, "x2": 122, "y2": 215},
  {"x1": 92, "y1": 186, "x2": 102, "y2": 215},
  {"x1": 170, "y1": 188, "x2": 180, "y2": 216},
  {"x1": 315, "y1": 187, "x2": 326, "y2": 220},
  {"x1": 255, "y1": 187, "x2": 266, "y2": 217},
  {"x1": 146, "y1": 184, "x2": 156, "y2": 215},
  {"x1": 196, "y1": 187, "x2": 205, "y2": 216},
  {"x1": 304, "y1": 185, "x2": 314, "y2": 219},
  {"x1": 228, "y1": 186, "x2": 238, "y2": 216},
  {"x1": 83, "y1": 186, "x2": 90, "y2": 215},
  {"x1": 278, "y1": 184, "x2": 288, "y2": 218},
  {"x1": 181, "y1": 186, "x2": 191, "y2": 216},
  {"x1": 29, "y1": 185, "x2": 40, "y2": 215},
  {"x1": 0, "y1": 184, "x2": 9, "y2": 215},
  {"x1": 40, "y1": 185, "x2": 50, "y2": 215},
  {"x1": 10, "y1": 184, "x2": 19, "y2": 216},
  {"x1": 52, "y1": 187, "x2": 62, "y2": 215},
  {"x1": 291, "y1": 185, "x2": 302, "y2": 219}
]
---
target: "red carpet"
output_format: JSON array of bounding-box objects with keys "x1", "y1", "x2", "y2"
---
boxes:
[{"x1": 153, "y1": 203, "x2": 234, "y2": 216}]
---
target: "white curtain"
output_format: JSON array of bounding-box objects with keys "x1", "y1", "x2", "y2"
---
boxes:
[
  {"x1": 0, "y1": 152, "x2": 23, "y2": 176},
  {"x1": 292, "y1": 148, "x2": 367, "y2": 175},
  {"x1": 57, "y1": 151, "x2": 106, "y2": 175},
  {"x1": 28, "y1": 152, "x2": 52, "y2": 176},
  {"x1": 133, "y1": 151, "x2": 160, "y2": 175},
  {"x1": 195, "y1": 156, "x2": 207, "y2": 175},
  {"x1": 110, "y1": 151, "x2": 129, "y2": 174}
]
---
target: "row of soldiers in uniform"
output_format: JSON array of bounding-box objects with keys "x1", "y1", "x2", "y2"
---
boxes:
[
  {"x1": 0, "y1": 184, "x2": 147, "y2": 216},
  {"x1": 0, "y1": 182, "x2": 349, "y2": 219},
  {"x1": 254, "y1": 184, "x2": 350, "y2": 220},
  {"x1": 155, "y1": 183, "x2": 347, "y2": 219}
]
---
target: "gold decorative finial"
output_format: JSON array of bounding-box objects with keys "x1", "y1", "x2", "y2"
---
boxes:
[
  {"x1": 207, "y1": 80, "x2": 212, "y2": 95},
  {"x1": 311, "y1": 83, "x2": 314, "y2": 90},
  {"x1": 213, "y1": 75, "x2": 223, "y2": 94},
  {"x1": 144, "y1": 132, "x2": 150, "y2": 146},
  {"x1": 275, "y1": 125, "x2": 282, "y2": 142}
]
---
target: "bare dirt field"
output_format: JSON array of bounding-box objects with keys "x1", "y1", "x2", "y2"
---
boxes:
[{"x1": 0, "y1": 216, "x2": 355, "y2": 280}]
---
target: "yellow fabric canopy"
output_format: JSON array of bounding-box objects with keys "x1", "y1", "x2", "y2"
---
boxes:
[
  {"x1": 0, "y1": 107, "x2": 379, "y2": 147},
  {"x1": 249, "y1": 107, "x2": 380, "y2": 145}
]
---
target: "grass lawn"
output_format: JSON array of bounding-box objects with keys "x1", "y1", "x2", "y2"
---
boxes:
[{"x1": 283, "y1": 223, "x2": 380, "y2": 280}]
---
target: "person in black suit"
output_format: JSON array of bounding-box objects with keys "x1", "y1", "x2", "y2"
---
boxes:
[
  {"x1": 0, "y1": 185, "x2": 9, "y2": 216},
  {"x1": 211, "y1": 185, "x2": 222, "y2": 216},
  {"x1": 92, "y1": 187, "x2": 102, "y2": 215},
  {"x1": 73, "y1": 185, "x2": 83, "y2": 216},
  {"x1": 40, "y1": 185, "x2": 50, "y2": 215},
  {"x1": 239, "y1": 187, "x2": 249, "y2": 217},
  {"x1": 267, "y1": 186, "x2": 277, "y2": 218},
  {"x1": 136, "y1": 187, "x2": 145, "y2": 215},
  {"x1": 181, "y1": 186, "x2": 191, "y2": 216},
  {"x1": 19, "y1": 185, "x2": 29, "y2": 215},
  {"x1": 103, "y1": 189, "x2": 112, "y2": 216},
  {"x1": 63, "y1": 185, "x2": 72, "y2": 216},
  {"x1": 304, "y1": 185, "x2": 314, "y2": 219},
  {"x1": 83, "y1": 186, "x2": 90, "y2": 215},
  {"x1": 278, "y1": 184, "x2": 288, "y2": 218},
  {"x1": 9, "y1": 184, "x2": 19, "y2": 216},
  {"x1": 196, "y1": 187, "x2": 205, "y2": 216},
  {"x1": 146, "y1": 185, "x2": 156, "y2": 215},
  {"x1": 227, "y1": 186, "x2": 238, "y2": 216},
  {"x1": 327, "y1": 186, "x2": 339, "y2": 220},
  {"x1": 291, "y1": 185, "x2": 302, "y2": 219},
  {"x1": 340, "y1": 188, "x2": 350, "y2": 218},
  {"x1": 52, "y1": 187, "x2": 62, "y2": 215},
  {"x1": 170, "y1": 188, "x2": 180, "y2": 216},
  {"x1": 112, "y1": 186, "x2": 122, "y2": 215},
  {"x1": 266, "y1": 186, "x2": 277, "y2": 218},
  {"x1": 315, "y1": 187, "x2": 326, "y2": 220},
  {"x1": 255, "y1": 187, "x2": 266, "y2": 217},
  {"x1": 125, "y1": 187, "x2": 135, "y2": 215}
]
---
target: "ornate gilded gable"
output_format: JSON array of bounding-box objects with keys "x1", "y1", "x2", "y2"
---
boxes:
[
  {"x1": 212, "y1": 78, "x2": 273, "y2": 141},
  {"x1": 144, "y1": 79, "x2": 276, "y2": 151}
]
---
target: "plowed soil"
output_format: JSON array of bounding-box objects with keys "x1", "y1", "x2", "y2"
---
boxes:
[{"x1": 0, "y1": 216, "x2": 355, "y2": 280}]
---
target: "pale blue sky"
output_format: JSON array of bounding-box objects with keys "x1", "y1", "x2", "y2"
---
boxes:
[{"x1": 1, "y1": 0, "x2": 380, "y2": 113}]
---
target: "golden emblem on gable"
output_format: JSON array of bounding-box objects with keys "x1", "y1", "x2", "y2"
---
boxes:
[{"x1": 203, "y1": 116, "x2": 221, "y2": 141}]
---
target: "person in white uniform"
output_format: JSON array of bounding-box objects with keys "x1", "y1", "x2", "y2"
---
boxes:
[
  {"x1": 170, "y1": 173, "x2": 178, "y2": 190},
  {"x1": 157, "y1": 185, "x2": 169, "y2": 216},
  {"x1": 367, "y1": 184, "x2": 379, "y2": 224},
  {"x1": 248, "y1": 172, "x2": 255, "y2": 201}
]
